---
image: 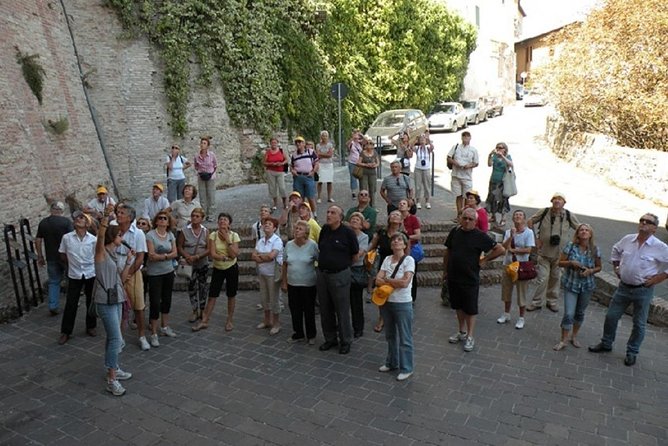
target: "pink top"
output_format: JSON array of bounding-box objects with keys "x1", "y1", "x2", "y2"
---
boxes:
[
  {"x1": 194, "y1": 150, "x2": 218, "y2": 179},
  {"x1": 476, "y1": 207, "x2": 489, "y2": 232}
]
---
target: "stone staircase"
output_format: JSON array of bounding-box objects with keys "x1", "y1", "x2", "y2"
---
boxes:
[{"x1": 175, "y1": 221, "x2": 505, "y2": 291}]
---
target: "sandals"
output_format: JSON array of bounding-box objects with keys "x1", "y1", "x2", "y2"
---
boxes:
[
  {"x1": 553, "y1": 341, "x2": 567, "y2": 351},
  {"x1": 373, "y1": 322, "x2": 384, "y2": 333},
  {"x1": 570, "y1": 338, "x2": 582, "y2": 348},
  {"x1": 225, "y1": 321, "x2": 234, "y2": 332},
  {"x1": 192, "y1": 321, "x2": 208, "y2": 332}
]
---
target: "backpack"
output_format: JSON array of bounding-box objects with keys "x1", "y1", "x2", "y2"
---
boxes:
[{"x1": 166, "y1": 155, "x2": 185, "y2": 178}]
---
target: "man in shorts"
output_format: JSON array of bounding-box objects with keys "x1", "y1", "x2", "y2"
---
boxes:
[
  {"x1": 443, "y1": 208, "x2": 504, "y2": 352},
  {"x1": 115, "y1": 203, "x2": 149, "y2": 351},
  {"x1": 447, "y1": 131, "x2": 479, "y2": 217}
]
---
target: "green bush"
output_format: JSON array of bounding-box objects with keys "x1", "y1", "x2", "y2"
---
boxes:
[{"x1": 15, "y1": 48, "x2": 46, "y2": 105}]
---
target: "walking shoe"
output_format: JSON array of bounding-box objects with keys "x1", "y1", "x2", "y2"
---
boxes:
[
  {"x1": 149, "y1": 334, "x2": 160, "y2": 347},
  {"x1": 497, "y1": 313, "x2": 511, "y2": 324},
  {"x1": 256, "y1": 303, "x2": 263, "y2": 311},
  {"x1": 378, "y1": 365, "x2": 395, "y2": 372},
  {"x1": 426, "y1": 203, "x2": 431, "y2": 209},
  {"x1": 396, "y1": 372, "x2": 413, "y2": 381},
  {"x1": 416, "y1": 203, "x2": 422, "y2": 210},
  {"x1": 588, "y1": 342, "x2": 612, "y2": 353},
  {"x1": 307, "y1": 338, "x2": 316, "y2": 345},
  {"x1": 317, "y1": 198, "x2": 322, "y2": 203},
  {"x1": 106, "y1": 379, "x2": 126, "y2": 396},
  {"x1": 58, "y1": 334, "x2": 70, "y2": 345},
  {"x1": 287, "y1": 334, "x2": 304, "y2": 343},
  {"x1": 515, "y1": 317, "x2": 525, "y2": 329},
  {"x1": 327, "y1": 198, "x2": 335, "y2": 203},
  {"x1": 139, "y1": 336, "x2": 151, "y2": 351},
  {"x1": 463, "y1": 336, "x2": 475, "y2": 352},
  {"x1": 624, "y1": 353, "x2": 637, "y2": 366},
  {"x1": 269, "y1": 326, "x2": 281, "y2": 336},
  {"x1": 547, "y1": 304, "x2": 559, "y2": 313},
  {"x1": 526, "y1": 303, "x2": 542, "y2": 312},
  {"x1": 448, "y1": 331, "x2": 467, "y2": 344},
  {"x1": 115, "y1": 368, "x2": 132, "y2": 381},
  {"x1": 160, "y1": 326, "x2": 177, "y2": 337}
]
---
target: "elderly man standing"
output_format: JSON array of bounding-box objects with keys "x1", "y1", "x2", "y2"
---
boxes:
[
  {"x1": 143, "y1": 183, "x2": 170, "y2": 221},
  {"x1": 115, "y1": 203, "x2": 150, "y2": 351},
  {"x1": 35, "y1": 202, "x2": 73, "y2": 315},
  {"x1": 526, "y1": 193, "x2": 580, "y2": 312},
  {"x1": 317, "y1": 205, "x2": 359, "y2": 355},
  {"x1": 380, "y1": 160, "x2": 413, "y2": 214},
  {"x1": 443, "y1": 208, "x2": 505, "y2": 352},
  {"x1": 447, "y1": 131, "x2": 478, "y2": 216},
  {"x1": 589, "y1": 213, "x2": 668, "y2": 366}
]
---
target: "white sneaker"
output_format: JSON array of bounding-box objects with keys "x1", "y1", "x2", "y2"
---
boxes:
[
  {"x1": 149, "y1": 334, "x2": 160, "y2": 347},
  {"x1": 426, "y1": 203, "x2": 431, "y2": 209},
  {"x1": 416, "y1": 203, "x2": 422, "y2": 209},
  {"x1": 160, "y1": 326, "x2": 177, "y2": 337},
  {"x1": 463, "y1": 336, "x2": 475, "y2": 352},
  {"x1": 139, "y1": 336, "x2": 151, "y2": 351},
  {"x1": 106, "y1": 379, "x2": 126, "y2": 396},
  {"x1": 497, "y1": 313, "x2": 511, "y2": 324},
  {"x1": 378, "y1": 365, "x2": 393, "y2": 372},
  {"x1": 448, "y1": 331, "x2": 467, "y2": 344},
  {"x1": 396, "y1": 372, "x2": 413, "y2": 381},
  {"x1": 115, "y1": 368, "x2": 132, "y2": 381},
  {"x1": 515, "y1": 317, "x2": 525, "y2": 330},
  {"x1": 256, "y1": 303, "x2": 263, "y2": 311},
  {"x1": 317, "y1": 198, "x2": 322, "y2": 203}
]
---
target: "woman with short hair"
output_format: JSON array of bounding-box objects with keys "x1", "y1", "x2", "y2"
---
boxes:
[
  {"x1": 281, "y1": 220, "x2": 319, "y2": 344},
  {"x1": 169, "y1": 184, "x2": 200, "y2": 230},
  {"x1": 252, "y1": 217, "x2": 284, "y2": 335},
  {"x1": 194, "y1": 136, "x2": 217, "y2": 221},
  {"x1": 177, "y1": 207, "x2": 209, "y2": 322},
  {"x1": 316, "y1": 130, "x2": 335, "y2": 203},
  {"x1": 358, "y1": 138, "x2": 379, "y2": 207},
  {"x1": 264, "y1": 137, "x2": 288, "y2": 211},
  {"x1": 485, "y1": 142, "x2": 513, "y2": 227},
  {"x1": 348, "y1": 212, "x2": 369, "y2": 337}
]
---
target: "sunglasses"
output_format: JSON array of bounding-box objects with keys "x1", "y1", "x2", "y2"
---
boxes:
[
  {"x1": 359, "y1": 192, "x2": 369, "y2": 196},
  {"x1": 461, "y1": 217, "x2": 475, "y2": 221},
  {"x1": 639, "y1": 218, "x2": 657, "y2": 225},
  {"x1": 137, "y1": 222, "x2": 147, "y2": 226},
  {"x1": 157, "y1": 216, "x2": 168, "y2": 220}
]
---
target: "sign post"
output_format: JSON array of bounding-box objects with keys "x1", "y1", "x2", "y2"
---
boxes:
[{"x1": 330, "y1": 82, "x2": 348, "y2": 166}]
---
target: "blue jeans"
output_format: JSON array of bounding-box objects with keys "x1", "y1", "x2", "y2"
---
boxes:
[
  {"x1": 601, "y1": 284, "x2": 654, "y2": 355},
  {"x1": 97, "y1": 303, "x2": 124, "y2": 370},
  {"x1": 167, "y1": 178, "x2": 185, "y2": 202},
  {"x1": 292, "y1": 174, "x2": 316, "y2": 199},
  {"x1": 348, "y1": 162, "x2": 359, "y2": 192},
  {"x1": 560, "y1": 288, "x2": 592, "y2": 331},
  {"x1": 47, "y1": 261, "x2": 65, "y2": 310},
  {"x1": 380, "y1": 302, "x2": 414, "y2": 374}
]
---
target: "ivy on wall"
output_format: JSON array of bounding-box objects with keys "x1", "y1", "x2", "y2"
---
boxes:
[{"x1": 105, "y1": 0, "x2": 475, "y2": 139}]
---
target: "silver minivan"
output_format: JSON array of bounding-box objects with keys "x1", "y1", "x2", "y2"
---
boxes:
[{"x1": 365, "y1": 109, "x2": 428, "y2": 152}]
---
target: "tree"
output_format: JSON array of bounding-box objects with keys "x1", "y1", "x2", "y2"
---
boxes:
[{"x1": 537, "y1": 0, "x2": 668, "y2": 151}]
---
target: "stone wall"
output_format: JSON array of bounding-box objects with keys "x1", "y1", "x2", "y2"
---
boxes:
[
  {"x1": 0, "y1": 0, "x2": 266, "y2": 320},
  {"x1": 545, "y1": 114, "x2": 668, "y2": 208}
]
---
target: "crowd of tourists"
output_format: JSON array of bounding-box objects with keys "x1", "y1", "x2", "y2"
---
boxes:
[{"x1": 33, "y1": 131, "x2": 668, "y2": 396}]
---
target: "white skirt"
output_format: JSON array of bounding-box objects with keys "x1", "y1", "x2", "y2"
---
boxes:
[{"x1": 318, "y1": 163, "x2": 334, "y2": 183}]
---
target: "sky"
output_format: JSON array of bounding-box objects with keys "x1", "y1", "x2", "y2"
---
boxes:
[{"x1": 520, "y1": 0, "x2": 602, "y2": 39}]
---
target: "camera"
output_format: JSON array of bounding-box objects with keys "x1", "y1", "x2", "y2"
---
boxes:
[
  {"x1": 549, "y1": 235, "x2": 561, "y2": 246},
  {"x1": 106, "y1": 287, "x2": 119, "y2": 302},
  {"x1": 421, "y1": 159, "x2": 426, "y2": 166}
]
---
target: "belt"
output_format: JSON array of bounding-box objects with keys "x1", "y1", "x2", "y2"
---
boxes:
[
  {"x1": 621, "y1": 281, "x2": 644, "y2": 288},
  {"x1": 319, "y1": 267, "x2": 347, "y2": 274},
  {"x1": 296, "y1": 172, "x2": 311, "y2": 176}
]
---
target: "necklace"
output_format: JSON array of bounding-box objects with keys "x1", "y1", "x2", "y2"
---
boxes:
[{"x1": 155, "y1": 229, "x2": 168, "y2": 238}]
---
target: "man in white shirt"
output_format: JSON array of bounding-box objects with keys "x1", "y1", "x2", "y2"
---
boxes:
[
  {"x1": 143, "y1": 183, "x2": 170, "y2": 220},
  {"x1": 447, "y1": 131, "x2": 479, "y2": 216},
  {"x1": 84, "y1": 185, "x2": 116, "y2": 221},
  {"x1": 58, "y1": 211, "x2": 97, "y2": 344},
  {"x1": 589, "y1": 213, "x2": 668, "y2": 366},
  {"x1": 164, "y1": 144, "x2": 192, "y2": 202}
]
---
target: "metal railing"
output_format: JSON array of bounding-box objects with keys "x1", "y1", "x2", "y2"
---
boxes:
[{"x1": 4, "y1": 219, "x2": 42, "y2": 317}]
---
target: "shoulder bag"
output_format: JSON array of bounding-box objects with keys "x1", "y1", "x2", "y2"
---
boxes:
[
  {"x1": 177, "y1": 228, "x2": 205, "y2": 279},
  {"x1": 506, "y1": 237, "x2": 536, "y2": 281},
  {"x1": 447, "y1": 144, "x2": 458, "y2": 170},
  {"x1": 502, "y1": 167, "x2": 517, "y2": 198}
]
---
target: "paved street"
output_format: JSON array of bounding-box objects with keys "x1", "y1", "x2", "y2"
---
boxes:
[{"x1": 1, "y1": 284, "x2": 667, "y2": 445}]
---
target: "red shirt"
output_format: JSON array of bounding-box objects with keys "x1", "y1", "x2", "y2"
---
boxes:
[
  {"x1": 403, "y1": 214, "x2": 421, "y2": 246},
  {"x1": 265, "y1": 149, "x2": 286, "y2": 172}
]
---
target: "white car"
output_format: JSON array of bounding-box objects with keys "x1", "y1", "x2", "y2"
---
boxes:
[
  {"x1": 427, "y1": 102, "x2": 468, "y2": 133},
  {"x1": 523, "y1": 89, "x2": 547, "y2": 107}
]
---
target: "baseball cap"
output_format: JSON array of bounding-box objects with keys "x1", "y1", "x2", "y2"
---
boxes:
[
  {"x1": 50, "y1": 201, "x2": 65, "y2": 211},
  {"x1": 96, "y1": 186, "x2": 108, "y2": 194},
  {"x1": 153, "y1": 183, "x2": 165, "y2": 192},
  {"x1": 551, "y1": 192, "x2": 566, "y2": 203}
]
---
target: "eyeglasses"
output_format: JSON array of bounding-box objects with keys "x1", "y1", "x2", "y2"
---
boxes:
[
  {"x1": 191, "y1": 214, "x2": 203, "y2": 219},
  {"x1": 157, "y1": 216, "x2": 168, "y2": 220},
  {"x1": 137, "y1": 222, "x2": 147, "y2": 226},
  {"x1": 639, "y1": 218, "x2": 657, "y2": 225},
  {"x1": 359, "y1": 192, "x2": 368, "y2": 196},
  {"x1": 461, "y1": 217, "x2": 475, "y2": 221}
]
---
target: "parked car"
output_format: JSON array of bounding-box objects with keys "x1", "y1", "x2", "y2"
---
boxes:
[
  {"x1": 427, "y1": 102, "x2": 467, "y2": 133},
  {"x1": 460, "y1": 100, "x2": 488, "y2": 125},
  {"x1": 484, "y1": 97, "x2": 504, "y2": 118},
  {"x1": 523, "y1": 89, "x2": 547, "y2": 107},
  {"x1": 365, "y1": 109, "x2": 428, "y2": 152}
]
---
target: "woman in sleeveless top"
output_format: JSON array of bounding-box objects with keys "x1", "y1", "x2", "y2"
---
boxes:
[
  {"x1": 177, "y1": 207, "x2": 210, "y2": 323},
  {"x1": 95, "y1": 213, "x2": 135, "y2": 396},
  {"x1": 358, "y1": 139, "x2": 379, "y2": 207}
]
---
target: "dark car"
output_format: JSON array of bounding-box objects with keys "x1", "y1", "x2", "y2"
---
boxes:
[
  {"x1": 460, "y1": 100, "x2": 488, "y2": 125},
  {"x1": 484, "y1": 97, "x2": 504, "y2": 118}
]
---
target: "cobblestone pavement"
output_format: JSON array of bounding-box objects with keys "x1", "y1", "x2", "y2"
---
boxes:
[{"x1": 1, "y1": 283, "x2": 667, "y2": 445}]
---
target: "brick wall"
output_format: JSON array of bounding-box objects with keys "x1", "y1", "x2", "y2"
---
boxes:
[{"x1": 0, "y1": 0, "x2": 263, "y2": 320}]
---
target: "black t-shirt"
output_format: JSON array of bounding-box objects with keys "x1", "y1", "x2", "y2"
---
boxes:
[
  {"x1": 444, "y1": 227, "x2": 496, "y2": 285},
  {"x1": 36, "y1": 215, "x2": 73, "y2": 261},
  {"x1": 376, "y1": 228, "x2": 409, "y2": 264},
  {"x1": 317, "y1": 224, "x2": 359, "y2": 271}
]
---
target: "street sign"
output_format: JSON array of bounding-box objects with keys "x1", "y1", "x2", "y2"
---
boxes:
[{"x1": 330, "y1": 82, "x2": 348, "y2": 101}]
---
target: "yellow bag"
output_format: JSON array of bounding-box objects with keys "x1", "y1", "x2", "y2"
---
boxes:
[
  {"x1": 364, "y1": 250, "x2": 377, "y2": 272},
  {"x1": 371, "y1": 285, "x2": 394, "y2": 306},
  {"x1": 506, "y1": 261, "x2": 519, "y2": 282}
]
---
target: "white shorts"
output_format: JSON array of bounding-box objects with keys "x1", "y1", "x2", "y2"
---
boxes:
[{"x1": 451, "y1": 177, "x2": 472, "y2": 196}]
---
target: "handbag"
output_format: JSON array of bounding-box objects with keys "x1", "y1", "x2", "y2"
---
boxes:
[
  {"x1": 198, "y1": 171, "x2": 213, "y2": 181},
  {"x1": 176, "y1": 227, "x2": 205, "y2": 279},
  {"x1": 410, "y1": 242, "x2": 424, "y2": 263},
  {"x1": 350, "y1": 265, "x2": 368, "y2": 286},
  {"x1": 273, "y1": 258, "x2": 283, "y2": 283},
  {"x1": 447, "y1": 144, "x2": 458, "y2": 170},
  {"x1": 502, "y1": 167, "x2": 517, "y2": 198},
  {"x1": 352, "y1": 165, "x2": 364, "y2": 179},
  {"x1": 507, "y1": 238, "x2": 536, "y2": 281}
]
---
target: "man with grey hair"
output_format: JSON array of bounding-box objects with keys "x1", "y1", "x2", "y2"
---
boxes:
[
  {"x1": 380, "y1": 160, "x2": 413, "y2": 214},
  {"x1": 317, "y1": 205, "x2": 359, "y2": 355},
  {"x1": 35, "y1": 201, "x2": 73, "y2": 315},
  {"x1": 589, "y1": 213, "x2": 668, "y2": 366}
]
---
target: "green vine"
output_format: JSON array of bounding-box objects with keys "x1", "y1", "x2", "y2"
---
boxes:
[
  {"x1": 45, "y1": 116, "x2": 69, "y2": 135},
  {"x1": 15, "y1": 47, "x2": 46, "y2": 105}
]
